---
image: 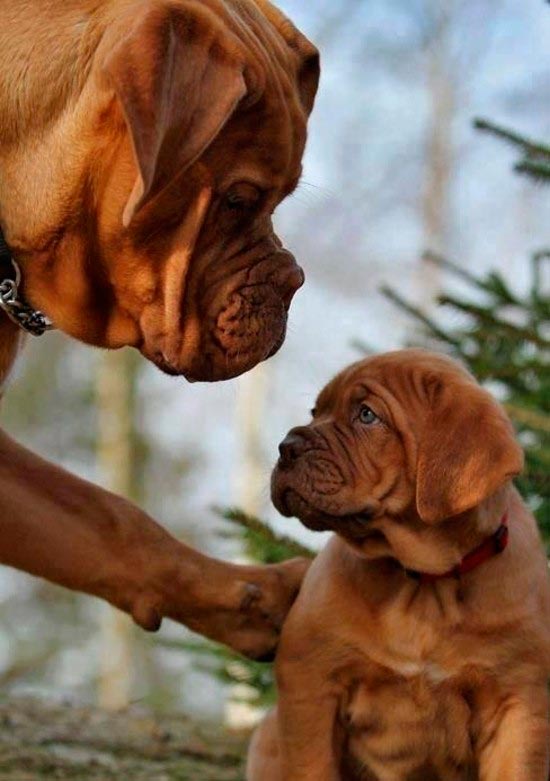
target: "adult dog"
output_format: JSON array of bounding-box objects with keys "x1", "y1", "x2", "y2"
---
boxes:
[
  {"x1": 0, "y1": 0, "x2": 318, "y2": 659},
  {"x1": 248, "y1": 349, "x2": 550, "y2": 780}
]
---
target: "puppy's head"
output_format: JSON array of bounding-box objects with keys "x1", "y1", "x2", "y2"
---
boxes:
[
  {"x1": 272, "y1": 350, "x2": 523, "y2": 541},
  {"x1": 23, "y1": 0, "x2": 319, "y2": 382}
]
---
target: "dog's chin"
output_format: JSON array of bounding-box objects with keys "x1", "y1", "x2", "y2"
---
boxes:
[
  {"x1": 274, "y1": 487, "x2": 375, "y2": 539},
  {"x1": 140, "y1": 349, "x2": 193, "y2": 379},
  {"x1": 143, "y1": 328, "x2": 287, "y2": 382},
  {"x1": 150, "y1": 353, "x2": 186, "y2": 378}
]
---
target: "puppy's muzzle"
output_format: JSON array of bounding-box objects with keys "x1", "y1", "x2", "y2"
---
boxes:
[{"x1": 278, "y1": 426, "x2": 310, "y2": 468}]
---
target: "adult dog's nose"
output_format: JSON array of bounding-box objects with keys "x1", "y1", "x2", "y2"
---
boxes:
[
  {"x1": 274, "y1": 251, "x2": 305, "y2": 308},
  {"x1": 278, "y1": 427, "x2": 308, "y2": 467}
]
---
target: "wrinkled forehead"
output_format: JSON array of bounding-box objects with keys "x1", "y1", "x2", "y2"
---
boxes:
[
  {"x1": 316, "y1": 351, "x2": 475, "y2": 413},
  {"x1": 200, "y1": 0, "x2": 309, "y2": 188},
  {"x1": 204, "y1": 101, "x2": 305, "y2": 193},
  {"x1": 227, "y1": 0, "x2": 311, "y2": 81}
]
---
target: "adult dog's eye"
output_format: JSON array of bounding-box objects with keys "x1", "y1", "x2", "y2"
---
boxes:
[
  {"x1": 359, "y1": 405, "x2": 378, "y2": 424},
  {"x1": 224, "y1": 183, "x2": 262, "y2": 213}
]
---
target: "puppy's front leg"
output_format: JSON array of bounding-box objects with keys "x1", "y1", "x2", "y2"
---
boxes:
[
  {"x1": 276, "y1": 635, "x2": 343, "y2": 781},
  {"x1": 278, "y1": 690, "x2": 341, "y2": 781},
  {"x1": 477, "y1": 684, "x2": 549, "y2": 781}
]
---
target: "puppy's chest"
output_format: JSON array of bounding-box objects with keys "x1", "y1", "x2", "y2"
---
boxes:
[{"x1": 339, "y1": 670, "x2": 477, "y2": 781}]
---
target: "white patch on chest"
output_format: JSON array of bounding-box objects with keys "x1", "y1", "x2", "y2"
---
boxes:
[{"x1": 391, "y1": 659, "x2": 451, "y2": 684}]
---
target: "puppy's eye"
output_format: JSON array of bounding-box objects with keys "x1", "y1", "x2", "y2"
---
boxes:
[
  {"x1": 359, "y1": 405, "x2": 378, "y2": 425},
  {"x1": 224, "y1": 183, "x2": 262, "y2": 213},
  {"x1": 310, "y1": 407, "x2": 317, "y2": 418}
]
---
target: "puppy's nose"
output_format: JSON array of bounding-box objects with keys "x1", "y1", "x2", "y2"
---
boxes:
[{"x1": 278, "y1": 427, "x2": 307, "y2": 467}]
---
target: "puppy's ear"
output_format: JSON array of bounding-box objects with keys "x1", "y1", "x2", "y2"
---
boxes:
[
  {"x1": 101, "y1": 1, "x2": 247, "y2": 226},
  {"x1": 416, "y1": 379, "x2": 523, "y2": 524}
]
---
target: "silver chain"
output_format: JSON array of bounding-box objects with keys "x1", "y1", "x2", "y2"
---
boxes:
[{"x1": 0, "y1": 257, "x2": 54, "y2": 336}]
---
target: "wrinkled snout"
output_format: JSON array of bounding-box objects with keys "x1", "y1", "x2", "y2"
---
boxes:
[{"x1": 278, "y1": 426, "x2": 310, "y2": 468}]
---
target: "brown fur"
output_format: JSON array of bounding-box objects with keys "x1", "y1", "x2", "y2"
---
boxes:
[
  {"x1": 248, "y1": 349, "x2": 550, "y2": 779},
  {"x1": 0, "y1": 0, "x2": 318, "y2": 658}
]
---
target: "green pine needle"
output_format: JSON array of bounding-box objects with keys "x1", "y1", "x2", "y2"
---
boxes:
[
  {"x1": 213, "y1": 506, "x2": 316, "y2": 562},
  {"x1": 473, "y1": 118, "x2": 550, "y2": 159},
  {"x1": 515, "y1": 159, "x2": 550, "y2": 183}
]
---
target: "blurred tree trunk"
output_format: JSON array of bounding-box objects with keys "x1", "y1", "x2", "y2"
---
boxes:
[
  {"x1": 95, "y1": 350, "x2": 137, "y2": 711},
  {"x1": 234, "y1": 365, "x2": 269, "y2": 519},
  {"x1": 417, "y1": 0, "x2": 455, "y2": 306},
  {"x1": 227, "y1": 364, "x2": 270, "y2": 729}
]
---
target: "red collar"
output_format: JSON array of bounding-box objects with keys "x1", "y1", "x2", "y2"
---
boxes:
[{"x1": 405, "y1": 513, "x2": 509, "y2": 585}]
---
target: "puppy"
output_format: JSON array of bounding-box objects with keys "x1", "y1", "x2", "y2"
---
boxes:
[{"x1": 248, "y1": 349, "x2": 550, "y2": 780}]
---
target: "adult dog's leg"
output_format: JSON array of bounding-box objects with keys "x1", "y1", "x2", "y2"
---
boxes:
[{"x1": 0, "y1": 429, "x2": 308, "y2": 659}]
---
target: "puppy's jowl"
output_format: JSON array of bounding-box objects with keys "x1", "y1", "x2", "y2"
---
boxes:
[{"x1": 248, "y1": 349, "x2": 550, "y2": 781}]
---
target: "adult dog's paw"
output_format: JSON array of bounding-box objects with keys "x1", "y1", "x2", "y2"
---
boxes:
[{"x1": 229, "y1": 557, "x2": 311, "y2": 660}]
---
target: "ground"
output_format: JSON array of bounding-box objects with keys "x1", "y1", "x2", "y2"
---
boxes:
[{"x1": 0, "y1": 698, "x2": 247, "y2": 780}]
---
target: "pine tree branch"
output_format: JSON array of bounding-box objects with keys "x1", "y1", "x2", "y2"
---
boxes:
[
  {"x1": 423, "y1": 251, "x2": 519, "y2": 304},
  {"x1": 474, "y1": 118, "x2": 550, "y2": 159},
  {"x1": 437, "y1": 296, "x2": 550, "y2": 348},
  {"x1": 213, "y1": 507, "x2": 316, "y2": 560},
  {"x1": 515, "y1": 159, "x2": 550, "y2": 182},
  {"x1": 464, "y1": 363, "x2": 544, "y2": 385},
  {"x1": 380, "y1": 286, "x2": 461, "y2": 347},
  {"x1": 350, "y1": 339, "x2": 378, "y2": 356},
  {"x1": 422, "y1": 250, "x2": 481, "y2": 287},
  {"x1": 504, "y1": 404, "x2": 550, "y2": 434},
  {"x1": 532, "y1": 251, "x2": 550, "y2": 307}
]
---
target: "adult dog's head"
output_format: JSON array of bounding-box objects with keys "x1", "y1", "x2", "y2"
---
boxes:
[
  {"x1": 12, "y1": 0, "x2": 319, "y2": 381},
  {"x1": 272, "y1": 350, "x2": 523, "y2": 547}
]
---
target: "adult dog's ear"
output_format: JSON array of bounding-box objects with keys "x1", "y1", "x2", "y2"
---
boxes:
[
  {"x1": 289, "y1": 30, "x2": 320, "y2": 116},
  {"x1": 255, "y1": 1, "x2": 320, "y2": 115},
  {"x1": 101, "y1": 1, "x2": 247, "y2": 226},
  {"x1": 416, "y1": 379, "x2": 523, "y2": 524},
  {"x1": 295, "y1": 39, "x2": 320, "y2": 116}
]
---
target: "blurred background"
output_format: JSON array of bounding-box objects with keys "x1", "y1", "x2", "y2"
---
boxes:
[{"x1": 1, "y1": 0, "x2": 548, "y2": 725}]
